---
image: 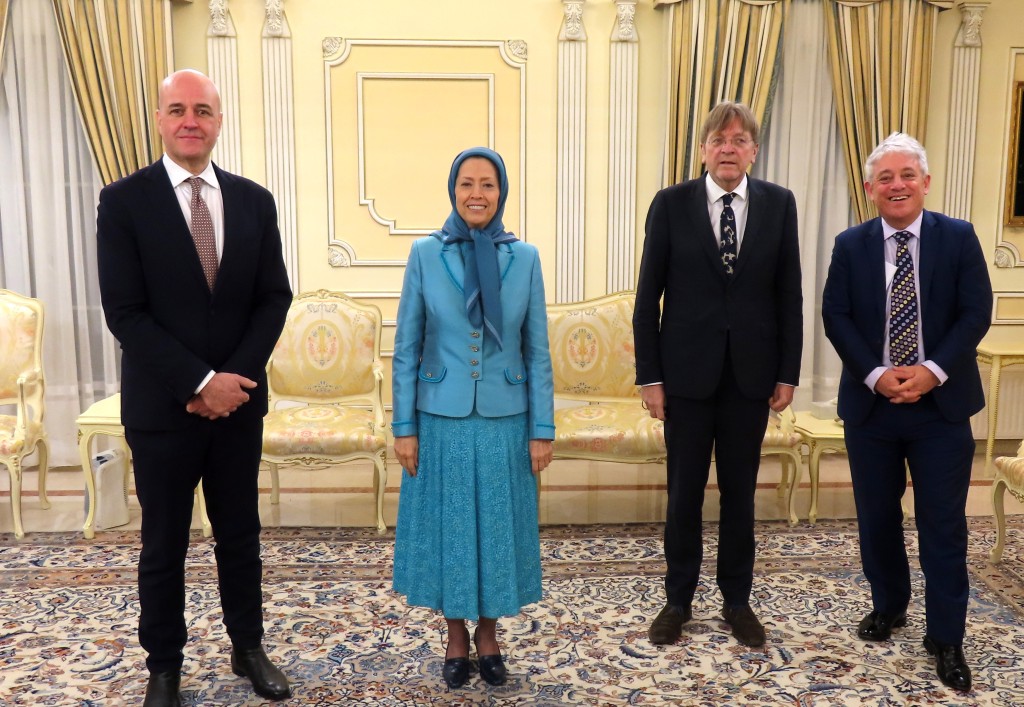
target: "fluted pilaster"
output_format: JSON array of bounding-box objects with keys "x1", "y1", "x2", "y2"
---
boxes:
[
  {"x1": 606, "y1": 0, "x2": 638, "y2": 294},
  {"x1": 557, "y1": 1, "x2": 588, "y2": 302}
]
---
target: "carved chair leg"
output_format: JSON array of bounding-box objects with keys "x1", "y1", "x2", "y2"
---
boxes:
[
  {"x1": 37, "y1": 438, "x2": 51, "y2": 509},
  {"x1": 7, "y1": 459, "x2": 24, "y2": 539},
  {"x1": 374, "y1": 450, "x2": 388, "y2": 534},
  {"x1": 990, "y1": 478, "x2": 1007, "y2": 563},
  {"x1": 269, "y1": 461, "x2": 280, "y2": 505}
]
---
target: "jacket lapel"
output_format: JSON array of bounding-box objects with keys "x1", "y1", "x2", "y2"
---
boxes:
[
  {"x1": 146, "y1": 160, "x2": 211, "y2": 294},
  {"x1": 688, "y1": 179, "x2": 728, "y2": 282},
  {"x1": 918, "y1": 210, "x2": 938, "y2": 309},
  {"x1": 863, "y1": 218, "x2": 886, "y2": 326},
  {"x1": 439, "y1": 240, "x2": 465, "y2": 293}
]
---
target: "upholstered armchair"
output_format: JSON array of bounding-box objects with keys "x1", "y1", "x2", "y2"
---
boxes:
[
  {"x1": 991, "y1": 440, "x2": 1024, "y2": 562},
  {"x1": 262, "y1": 290, "x2": 388, "y2": 533},
  {"x1": 0, "y1": 289, "x2": 50, "y2": 538}
]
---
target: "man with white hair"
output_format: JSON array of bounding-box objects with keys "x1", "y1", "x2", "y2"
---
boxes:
[{"x1": 822, "y1": 132, "x2": 991, "y2": 692}]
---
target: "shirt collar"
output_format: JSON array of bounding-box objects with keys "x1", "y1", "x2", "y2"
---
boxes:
[
  {"x1": 705, "y1": 173, "x2": 748, "y2": 203},
  {"x1": 162, "y1": 154, "x2": 220, "y2": 191},
  {"x1": 881, "y1": 212, "x2": 923, "y2": 240}
]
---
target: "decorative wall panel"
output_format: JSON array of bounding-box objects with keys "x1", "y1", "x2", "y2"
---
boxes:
[{"x1": 323, "y1": 39, "x2": 527, "y2": 267}]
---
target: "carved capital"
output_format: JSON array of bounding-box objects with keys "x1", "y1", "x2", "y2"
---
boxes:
[
  {"x1": 264, "y1": 0, "x2": 287, "y2": 38},
  {"x1": 559, "y1": 1, "x2": 587, "y2": 42},
  {"x1": 209, "y1": 0, "x2": 231, "y2": 37},
  {"x1": 955, "y1": 2, "x2": 989, "y2": 47},
  {"x1": 611, "y1": 1, "x2": 638, "y2": 43}
]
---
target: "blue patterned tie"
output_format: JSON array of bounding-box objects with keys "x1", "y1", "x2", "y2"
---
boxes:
[
  {"x1": 720, "y1": 192, "x2": 737, "y2": 275},
  {"x1": 889, "y1": 230, "x2": 919, "y2": 366}
]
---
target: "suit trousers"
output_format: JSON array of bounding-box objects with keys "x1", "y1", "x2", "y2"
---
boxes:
[
  {"x1": 844, "y1": 394, "x2": 974, "y2": 645},
  {"x1": 663, "y1": 356, "x2": 770, "y2": 608},
  {"x1": 126, "y1": 414, "x2": 266, "y2": 673}
]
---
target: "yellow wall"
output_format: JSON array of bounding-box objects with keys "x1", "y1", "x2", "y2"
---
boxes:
[{"x1": 169, "y1": 0, "x2": 1024, "y2": 396}]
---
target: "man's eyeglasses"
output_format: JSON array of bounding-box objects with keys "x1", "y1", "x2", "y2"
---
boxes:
[{"x1": 706, "y1": 136, "x2": 753, "y2": 149}]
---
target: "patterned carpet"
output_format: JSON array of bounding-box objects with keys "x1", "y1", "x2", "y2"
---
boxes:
[{"x1": 3, "y1": 518, "x2": 1024, "y2": 706}]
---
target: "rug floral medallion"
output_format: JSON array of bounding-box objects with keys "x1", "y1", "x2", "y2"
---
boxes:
[{"x1": 2, "y1": 518, "x2": 1023, "y2": 705}]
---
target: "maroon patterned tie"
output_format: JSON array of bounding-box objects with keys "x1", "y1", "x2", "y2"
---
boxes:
[{"x1": 187, "y1": 176, "x2": 218, "y2": 291}]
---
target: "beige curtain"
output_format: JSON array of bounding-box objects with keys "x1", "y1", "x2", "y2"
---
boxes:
[
  {"x1": 51, "y1": 0, "x2": 168, "y2": 185},
  {"x1": 0, "y1": 0, "x2": 10, "y2": 66},
  {"x1": 824, "y1": 0, "x2": 952, "y2": 222},
  {"x1": 657, "y1": 0, "x2": 789, "y2": 185}
]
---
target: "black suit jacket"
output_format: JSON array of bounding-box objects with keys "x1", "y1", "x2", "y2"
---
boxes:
[
  {"x1": 822, "y1": 210, "x2": 991, "y2": 425},
  {"x1": 97, "y1": 159, "x2": 292, "y2": 430},
  {"x1": 633, "y1": 175, "x2": 803, "y2": 400}
]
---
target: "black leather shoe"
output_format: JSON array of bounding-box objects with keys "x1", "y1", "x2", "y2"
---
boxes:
[
  {"x1": 722, "y1": 604, "x2": 766, "y2": 648},
  {"x1": 142, "y1": 671, "x2": 181, "y2": 707},
  {"x1": 648, "y1": 603, "x2": 692, "y2": 645},
  {"x1": 443, "y1": 625, "x2": 472, "y2": 689},
  {"x1": 231, "y1": 646, "x2": 291, "y2": 700},
  {"x1": 924, "y1": 636, "x2": 972, "y2": 692},
  {"x1": 473, "y1": 629, "x2": 507, "y2": 686},
  {"x1": 856, "y1": 610, "x2": 907, "y2": 641}
]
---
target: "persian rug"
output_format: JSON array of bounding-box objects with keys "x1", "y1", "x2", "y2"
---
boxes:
[{"x1": 2, "y1": 518, "x2": 1024, "y2": 706}]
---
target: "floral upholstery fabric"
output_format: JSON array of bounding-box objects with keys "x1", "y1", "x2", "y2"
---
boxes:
[
  {"x1": 548, "y1": 296, "x2": 638, "y2": 399},
  {"x1": 0, "y1": 301, "x2": 38, "y2": 399},
  {"x1": 0, "y1": 416, "x2": 42, "y2": 455},
  {"x1": 263, "y1": 405, "x2": 386, "y2": 458},
  {"x1": 270, "y1": 299, "x2": 378, "y2": 399},
  {"x1": 554, "y1": 403, "x2": 665, "y2": 461}
]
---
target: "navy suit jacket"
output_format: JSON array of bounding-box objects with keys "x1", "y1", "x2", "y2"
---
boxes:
[
  {"x1": 633, "y1": 175, "x2": 803, "y2": 400},
  {"x1": 821, "y1": 210, "x2": 992, "y2": 425},
  {"x1": 97, "y1": 159, "x2": 292, "y2": 430}
]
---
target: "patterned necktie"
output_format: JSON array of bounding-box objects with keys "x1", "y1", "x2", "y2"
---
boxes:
[
  {"x1": 187, "y1": 176, "x2": 218, "y2": 291},
  {"x1": 720, "y1": 192, "x2": 737, "y2": 275},
  {"x1": 889, "y1": 230, "x2": 919, "y2": 366}
]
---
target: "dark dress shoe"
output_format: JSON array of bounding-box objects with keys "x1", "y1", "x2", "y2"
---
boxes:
[
  {"x1": 648, "y1": 603, "x2": 692, "y2": 645},
  {"x1": 442, "y1": 657, "x2": 472, "y2": 689},
  {"x1": 142, "y1": 671, "x2": 181, "y2": 707},
  {"x1": 231, "y1": 646, "x2": 291, "y2": 700},
  {"x1": 722, "y1": 604, "x2": 766, "y2": 648},
  {"x1": 856, "y1": 610, "x2": 907, "y2": 641},
  {"x1": 443, "y1": 625, "x2": 472, "y2": 689},
  {"x1": 924, "y1": 636, "x2": 972, "y2": 692},
  {"x1": 473, "y1": 629, "x2": 507, "y2": 686}
]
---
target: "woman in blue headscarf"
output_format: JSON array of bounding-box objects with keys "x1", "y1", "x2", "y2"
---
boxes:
[{"x1": 391, "y1": 147, "x2": 555, "y2": 689}]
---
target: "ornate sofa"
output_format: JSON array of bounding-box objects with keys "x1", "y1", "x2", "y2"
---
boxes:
[{"x1": 546, "y1": 291, "x2": 802, "y2": 495}]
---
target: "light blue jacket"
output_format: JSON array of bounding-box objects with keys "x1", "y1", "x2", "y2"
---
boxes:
[{"x1": 391, "y1": 235, "x2": 555, "y2": 440}]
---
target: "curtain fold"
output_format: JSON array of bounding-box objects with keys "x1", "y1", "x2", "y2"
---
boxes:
[
  {"x1": 50, "y1": 0, "x2": 167, "y2": 184},
  {"x1": 660, "y1": 0, "x2": 789, "y2": 186},
  {"x1": 0, "y1": 0, "x2": 119, "y2": 466},
  {"x1": 0, "y1": 1, "x2": 10, "y2": 66},
  {"x1": 823, "y1": 0, "x2": 946, "y2": 222}
]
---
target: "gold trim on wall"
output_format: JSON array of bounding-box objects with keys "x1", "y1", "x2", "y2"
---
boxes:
[{"x1": 1005, "y1": 81, "x2": 1024, "y2": 227}]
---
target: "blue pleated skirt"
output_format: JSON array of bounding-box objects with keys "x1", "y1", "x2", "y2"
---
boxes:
[{"x1": 392, "y1": 410, "x2": 542, "y2": 619}]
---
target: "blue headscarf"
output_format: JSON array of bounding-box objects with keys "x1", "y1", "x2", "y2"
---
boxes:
[{"x1": 437, "y1": 147, "x2": 518, "y2": 350}]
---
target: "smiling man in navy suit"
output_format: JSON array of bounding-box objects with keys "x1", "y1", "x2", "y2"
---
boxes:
[
  {"x1": 822, "y1": 133, "x2": 991, "y2": 692},
  {"x1": 97, "y1": 70, "x2": 292, "y2": 706}
]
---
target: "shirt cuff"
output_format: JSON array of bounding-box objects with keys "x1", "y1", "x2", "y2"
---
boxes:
[
  {"x1": 195, "y1": 370, "x2": 216, "y2": 395},
  {"x1": 864, "y1": 366, "x2": 887, "y2": 393},
  {"x1": 922, "y1": 360, "x2": 948, "y2": 385}
]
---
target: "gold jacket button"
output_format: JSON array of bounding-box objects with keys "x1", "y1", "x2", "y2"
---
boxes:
[
  {"x1": 470, "y1": 359, "x2": 479, "y2": 366},
  {"x1": 516, "y1": 374, "x2": 523, "y2": 380},
  {"x1": 471, "y1": 371, "x2": 480, "y2": 379},
  {"x1": 471, "y1": 331, "x2": 480, "y2": 338}
]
